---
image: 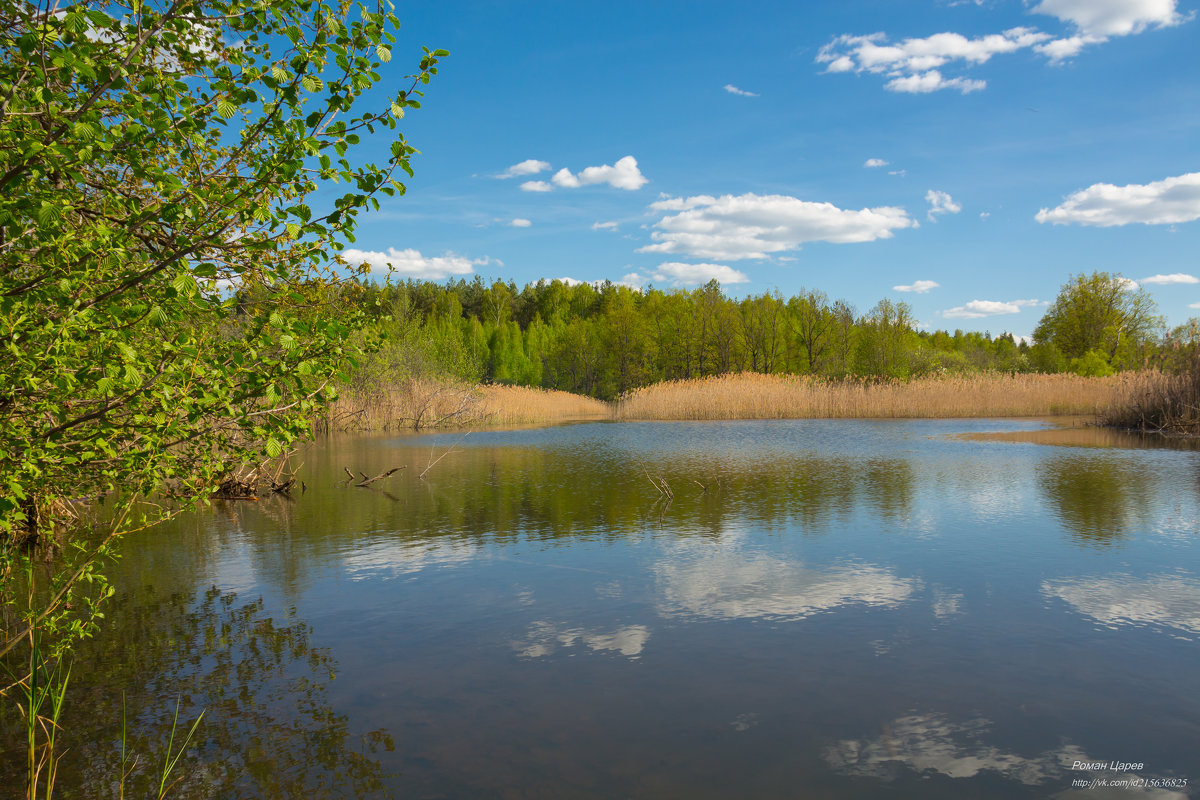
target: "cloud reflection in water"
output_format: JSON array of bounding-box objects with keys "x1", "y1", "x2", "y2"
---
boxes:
[
  {"x1": 1042, "y1": 574, "x2": 1200, "y2": 638},
  {"x1": 655, "y1": 549, "x2": 917, "y2": 622}
]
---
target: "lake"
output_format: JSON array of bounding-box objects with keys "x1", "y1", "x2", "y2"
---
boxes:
[{"x1": 25, "y1": 419, "x2": 1200, "y2": 798}]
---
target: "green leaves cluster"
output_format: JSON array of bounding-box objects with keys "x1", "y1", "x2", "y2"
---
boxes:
[{"x1": 0, "y1": 0, "x2": 443, "y2": 690}]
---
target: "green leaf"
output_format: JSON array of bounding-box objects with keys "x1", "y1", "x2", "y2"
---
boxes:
[
  {"x1": 37, "y1": 202, "x2": 62, "y2": 227},
  {"x1": 217, "y1": 99, "x2": 238, "y2": 118}
]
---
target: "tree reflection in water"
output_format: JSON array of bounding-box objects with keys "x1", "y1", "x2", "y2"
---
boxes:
[
  {"x1": 1037, "y1": 455, "x2": 1153, "y2": 547},
  {"x1": 0, "y1": 585, "x2": 393, "y2": 799}
]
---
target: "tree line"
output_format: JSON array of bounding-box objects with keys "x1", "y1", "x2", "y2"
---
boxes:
[{"x1": 326, "y1": 271, "x2": 1191, "y2": 401}]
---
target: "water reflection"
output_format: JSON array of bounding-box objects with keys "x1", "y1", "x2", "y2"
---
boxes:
[
  {"x1": 824, "y1": 713, "x2": 1189, "y2": 799},
  {"x1": 342, "y1": 537, "x2": 481, "y2": 579},
  {"x1": 20, "y1": 420, "x2": 1200, "y2": 798},
  {"x1": 1037, "y1": 456, "x2": 1155, "y2": 547},
  {"x1": 655, "y1": 547, "x2": 918, "y2": 622},
  {"x1": 823, "y1": 712, "x2": 1078, "y2": 783},
  {"x1": 1042, "y1": 574, "x2": 1200, "y2": 638},
  {"x1": 512, "y1": 621, "x2": 651, "y2": 659},
  {"x1": 4, "y1": 586, "x2": 396, "y2": 799}
]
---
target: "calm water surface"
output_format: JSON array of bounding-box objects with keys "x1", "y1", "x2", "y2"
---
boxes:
[{"x1": 35, "y1": 420, "x2": 1200, "y2": 798}]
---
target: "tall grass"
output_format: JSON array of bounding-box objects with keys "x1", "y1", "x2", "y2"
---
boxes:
[
  {"x1": 615, "y1": 371, "x2": 1163, "y2": 421},
  {"x1": 318, "y1": 378, "x2": 611, "y2": 432},
  {"x1": 1102, "y1": 360, "x2": 1200, "y2": 435},
  {"x1": 319, "y1": 371, "x2": 1171, "y2": 431}
]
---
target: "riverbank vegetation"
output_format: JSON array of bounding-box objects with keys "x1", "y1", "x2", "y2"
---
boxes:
[
  {"x1": 615, "y1": 371, "x2": 1159, "y2": 421},
  {"x1": 313, "y1": 272, "x2": 1198, "y2": 429},
  {"x1": 0, "y1": 0, "x2": 446, "y2": 794}
]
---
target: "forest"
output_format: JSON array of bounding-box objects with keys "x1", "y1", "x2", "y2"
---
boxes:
[{"x1": 324, "y1": 272, "x2": 1195, "y2": 402}]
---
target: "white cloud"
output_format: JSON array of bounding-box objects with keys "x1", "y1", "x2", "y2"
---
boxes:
[
  {"x1": 1033, "y1": 0, "x2": 1192, "y2": 61},
  {"x1": 551, "y1": 167, "x2": 581, "y2": 188},
  {"x1": 1141, "y1": 272, "x2": 1198, "y2": 284},
  {"x1": 592, "y1": 221, "x2": 619, "y2": 231},
  {"x1": 889, "y1": 169, "x2": 907, "y2": 177},
  {"x1": 1036, "y1": 172, "x2": 1200, "y2": 227},
  {"x1": 943, "y1": 298, "x2": 1041, "y2": 319},
  {"x1": 1190, "y1": 302, "x2": 1200, "y2": 309},
  {"x1": 538, "y1": 155, "x2": 648, "y2": 192},
  {"x1": 509, "y1": 218, "x2": 532, "y2": 228},
  {"x1": 496, "y1": 158, "x2": 550, "y2": 179},
  {"x1": 887, "y1": 70, "x2": 986, "y2": 94},
  {"x1": 640, "y1": 192, "x2": 915, "y2": 260},
  {"x1": 724, "y1": 84, "x2": 760, "y2": 97},
  {"x1": 1118, "y1": 277, "x2": 1140, "y2": 290},
  {"x1": 894, "y1": 280, "x2": 940, "y2": 293},
  {"x1": 864, "y1": 158, "x2": 889, "y2": 168},
  {"x1": 820, "y1": 4, "x2": 1191, "y2": 90},
  {"x1": 1033, "y1": 0, "x2": 1188, "y2": 38},
  {"x1": 621, "y1": 262, "x2": 750, "y2": 288},
  {"x1": 817, "y1": 28, "x2": 1049, "y2": 94},
  {"x1": 926, "y1": 189, "x2": 962, "y2": 221},
  {"x1": 340, "y1": 247, "x2": 488, "y2": 280}
]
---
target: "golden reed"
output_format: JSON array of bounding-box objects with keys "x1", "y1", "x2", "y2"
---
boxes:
[
  {"x1": 320, "y1": 379, "x2": 610, "y2": 431},
  {"x1": 320, "y1": 371, "x2": 1172, "y2": 431},
  {"x1": 614, "y1": 371, "x2": 1168, "y2": 421}
]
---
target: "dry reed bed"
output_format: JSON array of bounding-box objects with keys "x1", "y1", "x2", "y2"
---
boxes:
[
  {"x1": 320, "y1": 371, "x2": 1175, "y2": 431},
  {"x1": 475, "y1": 384, "x2": 612, "y2": 426},
  {"x1": 320, "y1": 379, "x2": 610, "y2": 431},
  {"x1": 615, "y1": 371, "x2": 1169, "y2": 421}
]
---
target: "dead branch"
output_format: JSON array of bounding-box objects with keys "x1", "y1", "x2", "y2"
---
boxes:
[{"x1": 355, "y1": 467, "x2": 405, "y2": 487}]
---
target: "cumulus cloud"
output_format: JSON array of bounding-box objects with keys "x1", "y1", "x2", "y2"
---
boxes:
[
  {"x1": 943, "y1": 299, "x2": 1042, "y2": 319},
  {"x1": 640, "y1": 192, "x2": 915, "y2": 261},
  {"x1": 817, "y1": 28, "x2": 1049, "y2": 93},
  {"x1": 1039, "y1": 0, "x2": 1188, "y2": 36},
  {"x1": 340, "y1": 247, "x2": 488, "y2": 280},
  {"x1": 496, "y1": 158, "x2": 551, "y2": 178},
  {"x1": 724, "y1": 84, "x2": 760, "y2": 97},
  {"x1": 536, "y1": 155, "x2": 648, "y2": 192},
  {"x1": 621, "y1": 262, "x2": 750, "y2": 288},
  {"x1": 819, "y1": 4, "x2": 1191, "y2": 90},
  {"x1": 1118, "y1": 277, "x2": 1140, "y2": 290},
  {"x1": 926, "y1": 189, "x2": 962, "y2": 221},
  {"x1": 864, "y1": 158, "x2": 889, "y2": 168},
  {"x1": 1036, "y1": 171, "x2": 1200, "y2": 227},
  {"x1": 509, "y1": 218, "x2": 532, "y2": 228},
  {"x1": 888, "y1": 71, "x2": 986, "y2": 94},
  {"x1": 894, "y1": 280, "x2": 940, "y2": 293},
  {"x1": 1141, "y1": 272, "x2": 1198, "y2": 284},
  {"x1": 1032, "y1": 0, "x2": 1190, "y2": 59}
]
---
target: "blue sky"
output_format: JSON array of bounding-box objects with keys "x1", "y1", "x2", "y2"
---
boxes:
[{"x1": 335, "y1": 0, "x2": 1199, "y2": 337}]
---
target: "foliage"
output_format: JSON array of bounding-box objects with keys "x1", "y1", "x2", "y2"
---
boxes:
[
  {"x1": 0, "y1": 0, "x2": 442, "y2": 790},
  {"x1": 335, "y1": 277, "x2": 1057, "y2": 401},
  {"x1": 1033, "y1": 272, "x2": 1163, "y2": 365}
]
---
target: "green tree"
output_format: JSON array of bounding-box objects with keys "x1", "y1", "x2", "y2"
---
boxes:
[
  {"x1": 0, "y1": 0, "x2": 444, "y2": 783},
  {"x1": 1033, "y1": 272, "x2": 1163, "y2": 364}
]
